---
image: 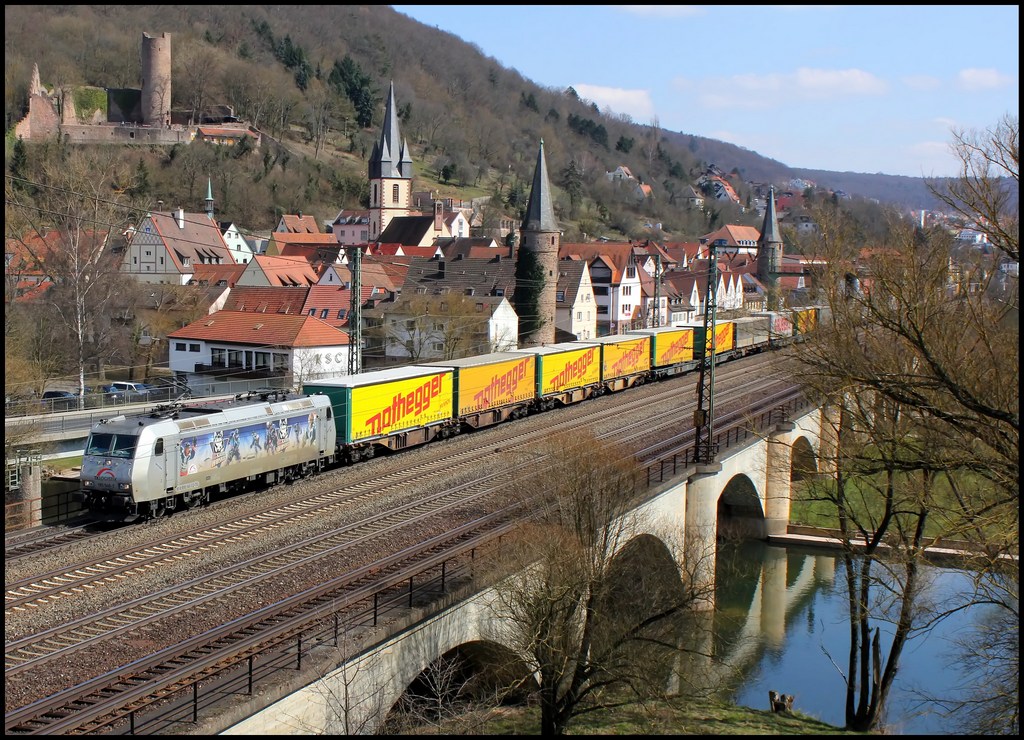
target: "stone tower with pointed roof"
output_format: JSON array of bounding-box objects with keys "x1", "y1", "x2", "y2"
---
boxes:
[
  {"x1": 368, "y1": 81, "x2": 414, "y2": 241},
  {"x1": 757, "y1": 185, "x2": 784, "y2": 307},
  {"x1": 516, "y1": 140, "x2": 559, "y2": 346}
]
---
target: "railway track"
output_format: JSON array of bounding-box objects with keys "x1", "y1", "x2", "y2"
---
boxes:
[
  {"x1": 5, "y1": 355, "x2": 790, "y2": 615},
  {"x1": 3, "y1": 521, "x2": 101, "y2": 561},
  {"x1": 5, "y1": 353, "x2": 803, "y2": 733}
]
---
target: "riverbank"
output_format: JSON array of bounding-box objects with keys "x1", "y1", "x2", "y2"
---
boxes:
[
  {"x1": 404, "y1": 695, "x2": 867, "y2": 734},
  {"x1": 772, "y1": 525, "x2": 1012, "y2": 567}
]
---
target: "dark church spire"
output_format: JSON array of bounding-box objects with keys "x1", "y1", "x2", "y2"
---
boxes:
[{"x1": 369, "y1": 81, "x2": 413, "y2": 180}]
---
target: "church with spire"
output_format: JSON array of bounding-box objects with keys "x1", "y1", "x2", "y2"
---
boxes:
[
  {"x1": 363, "y1": 83, "x2": 561, "y2": 347},
  {"x1": 368, "y1": 81, "x2": 415, "y2": 241}
]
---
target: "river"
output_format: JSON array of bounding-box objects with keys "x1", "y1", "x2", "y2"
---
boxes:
[{"x1": 711, "y1": 539, "x2": 1012, "y2": 734}]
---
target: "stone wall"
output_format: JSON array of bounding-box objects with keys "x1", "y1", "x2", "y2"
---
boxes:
[{"x1": 60, "y1": 124, "x2": 194, "y2": 145}]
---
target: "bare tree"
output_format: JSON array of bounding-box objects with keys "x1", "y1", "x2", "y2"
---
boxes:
[
  {"x1": 379, "y1": 293, "x2": 487, "y2": 361},
  {"x1": 5, "y1": 147, "x2": 141, "y2": 402},
  {"x1": 175, "y1": 37, "x2": 222, "y2": 126},
  {"x1": 793, "y1": 115, "x2": 1019, "y2": 732},
  {"x1": 929, "y1": 113, "x2": 1018, "y2": 263},
  {"x1": 486, "y1": 430, "x2": 717, "y2": 735}
]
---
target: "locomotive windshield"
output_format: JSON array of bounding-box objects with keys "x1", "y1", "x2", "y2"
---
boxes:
[{"x1": 85, "y1": 432, "x2": 139, "y2": 458}]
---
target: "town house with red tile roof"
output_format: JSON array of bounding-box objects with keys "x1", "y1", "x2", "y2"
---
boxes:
[
  {"x1": 558, "y1": 242, "x2": 645, "y2": 336},
  {"x1": 235, "y1": 255, "x2": 319, "y2": 287},
  {"x1": 275, "y1": 212, "x2": 321, "y2": 234},
  {"x1": 122, "y1": 208, "x2": 235, "y2": 285},
  {"x1": 167, "y1": 310, "x2": 351, "y2": 391}
]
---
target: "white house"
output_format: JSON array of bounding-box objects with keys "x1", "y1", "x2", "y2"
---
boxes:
[
  {"x1": 167, "y1": 310, "x2": 352, "y2": 393},
  {"x1": 219, "y1": 221, "x2": 255, "y2": 264},
  {"x1": 556, "y1": 259, "x2": 597, "y2": 340},
  {"x1": 382, "y1": 294, "x2": 518, "y2": 361}
]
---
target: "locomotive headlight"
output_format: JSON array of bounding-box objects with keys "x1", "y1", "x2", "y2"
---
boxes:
[
  {"x1": 83, "y1": 480, "x2": 93, "y2": 488},
  {"x1": 119, "y1": 483, "x2": 132, "y2": 491}
]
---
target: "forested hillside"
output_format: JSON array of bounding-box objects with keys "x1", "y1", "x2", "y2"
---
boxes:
[{"x1": 4, "y1": 4, "x2": 942, "y2": 238}]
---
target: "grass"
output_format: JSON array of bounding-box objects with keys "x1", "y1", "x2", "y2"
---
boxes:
[
  {"x1": 788, "y1": 470, "x2": 1007, "y2": 543},
  {"x1": 409, "y1": 696, "x2": 867, "y2": 735}
]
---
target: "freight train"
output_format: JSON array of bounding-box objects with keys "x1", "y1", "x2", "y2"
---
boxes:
[{"x1": 75, "y1": 306, "x2": 824, "y2": 521}]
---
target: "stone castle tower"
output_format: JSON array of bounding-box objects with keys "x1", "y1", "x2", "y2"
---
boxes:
[
  {"x1": 141, "y1": 32, "x2": 171, "y2": 127},
  {"x1": 368, "y1": 81, "x2": 414, "y2": 241},
  {"x1": 517, "y1": 140, "x2": 560, "y2": 346}
]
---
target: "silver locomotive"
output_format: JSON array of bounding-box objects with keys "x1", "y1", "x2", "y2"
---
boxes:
[{"x1": 76, "y1": 391, "x2": 336, "y2": 521}]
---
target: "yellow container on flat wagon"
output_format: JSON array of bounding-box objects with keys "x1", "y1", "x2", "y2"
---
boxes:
[
  {"x1": 424, "y1": 352, "x2": 536, "y2": 416},
  {"x1": 628, "y1": 326, "x2": 694, "y2": 368},
  {"x1": 791, "y1": 307, "x2": 818, "y2": 335},
  {"x1": 512, "y1": 342, "x2": 601, "y2": 396},
  {"x1": 592, "y1": 334, "x2": 651, "y2": 380},
  {"x1": 305, "y1": 366, "x2": 454, "y2": 444}
]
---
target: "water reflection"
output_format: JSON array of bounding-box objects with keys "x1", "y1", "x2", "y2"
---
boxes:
[{"x1": 711, "y1": 539, "x2": 1006, "y2": 735}]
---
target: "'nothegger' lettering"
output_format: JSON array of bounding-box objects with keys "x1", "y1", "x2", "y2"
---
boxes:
[
  {"x1": 548, "y1": 349, "x2": 596, "y2": 390},
  {"x1": 365, "y1": 374, "x2": 444, "y2": 435},
  {"x1": 471, "y1": 358, "x2": 531, "y2": 409}
]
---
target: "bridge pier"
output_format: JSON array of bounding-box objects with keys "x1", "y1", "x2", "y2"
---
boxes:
[
  {"x1": 684, "y1": 463, "x2": 723, "y2": 610},
  {"x1": 764, "y1": 421, "x2": 796, "y2": 537}
]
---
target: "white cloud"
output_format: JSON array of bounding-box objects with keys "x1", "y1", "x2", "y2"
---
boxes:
[
  {"x1": 955, "y1": 68, "x2": 1012, "y2": 91},
  {"x1": 572, "y1": 84, "x2": 656, "y2": 121}
]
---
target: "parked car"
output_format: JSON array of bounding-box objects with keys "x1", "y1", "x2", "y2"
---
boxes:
[
  {"x1": 40, "y1": 390, "x2": 82, "y2": 411},
  {"x1": 101, "y1": 380, "x2": 189, "y2": 403}
]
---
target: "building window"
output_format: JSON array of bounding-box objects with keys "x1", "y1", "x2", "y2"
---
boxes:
[
  {"x1": 372, "y1": 184, "x2": 378, "y2": 205},
  {"x1": 211, "y1": 347, "x2": 226, "y2": 366},
  {"x1": 189, "y1": 343, "x2": 200, "y2": 352},
  {"x1": 175, "y1": 342, "x2": 186, "y2": 351},
  {"x1": 577, "y1": 311, "x2": 582, "y2": 320},
  {"x1": 431, "y1": 342, "x2": 443, "y2": 352},
  {"x1": 626, "y1": 267, "x2": 636, "y2": 278},
  {"x1": 556, "y1": 290, "x2": 565, "y2": 301},
  {"x1": 337, "y1": 309, "x2": 346, "y2": 319},
  {"x1": 392, "y1": 184, "x2": 400, "y2": 204},
  {"x1": 623, "y1": 304, "x2": 631, "y2": 314},
  {"x1": 320, "y1": 308, "x2": 329, "y2": 319},
  {"x1": 622, "y1": 285, "x2": 632, "y2": 296},
  {"x1": 309, "y1": 309, "x2": 316, "y2": 316}
]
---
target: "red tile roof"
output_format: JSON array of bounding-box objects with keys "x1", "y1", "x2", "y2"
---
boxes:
[
  {"x1": 225, "y1": 286, "x2": 311, "y2": 314},
  {"x1": 189, "y1": 263, "x2": 246, "y2": 287},
  {"x1": 168, "y1": 310, "x2": 349, "y2": 347},
  {"x1": 559, "y1": 242, "x2": 638, "y2": 284},
  {"x1": 277, "y1": 213, "x2": 321, "y2": 234},
  {"x1": 250, "y1": 255, "x2": 319, "y2": 286}
]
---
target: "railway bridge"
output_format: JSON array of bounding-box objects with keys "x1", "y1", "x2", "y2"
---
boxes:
[{"x1": 217, "y1": 403, "x2": 831, "y2": 735}]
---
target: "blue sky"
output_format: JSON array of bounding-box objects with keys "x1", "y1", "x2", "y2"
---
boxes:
[{"x1": 391, "y1": 5, "x2": 1018, "y2": 178}]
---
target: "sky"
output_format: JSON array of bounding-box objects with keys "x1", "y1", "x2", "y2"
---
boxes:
[{"x1": 390, "y1": 5, "x2": 1018, "y2": 178}]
